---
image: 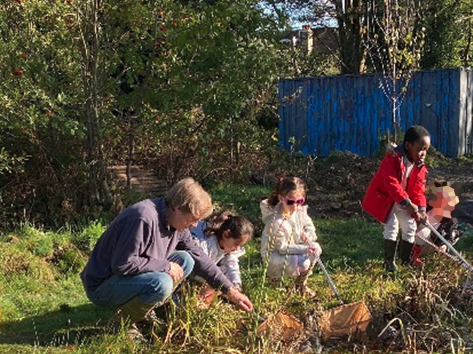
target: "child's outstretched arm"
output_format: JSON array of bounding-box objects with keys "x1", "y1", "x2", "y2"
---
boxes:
[
  {"x1": 401, "y1": 199, "x2": 419, "y2": 216},
  {"x1": 219, "y1": 253, "x2": 243, "y2": 289},
  {"x1": 410, "y1": 174, "x2": 428, "y2": 215}
]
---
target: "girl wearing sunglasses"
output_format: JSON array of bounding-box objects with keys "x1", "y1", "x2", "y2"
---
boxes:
[{"x1": 260, "y1": 177, "x2": 322, "y2": 297}]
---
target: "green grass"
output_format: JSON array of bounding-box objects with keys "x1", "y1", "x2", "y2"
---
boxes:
[
  {"x1": 209, "y1": 183, "x2": 271, "y2": 235},
  {"x1": 1, "y1": 185, "x2": 473, "y2": 353}
]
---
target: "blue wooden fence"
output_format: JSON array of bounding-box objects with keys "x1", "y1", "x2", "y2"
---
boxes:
[{"x1": 279, "y1": 67, "x2": 473, "y2": 157}]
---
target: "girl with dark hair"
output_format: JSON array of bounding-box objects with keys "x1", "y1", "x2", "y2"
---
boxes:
[{"x1": 191, "y1": 210, "x2": 253, "y2": 304}]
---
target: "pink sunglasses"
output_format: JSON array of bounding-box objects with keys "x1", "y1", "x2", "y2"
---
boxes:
[{"x1": 283, "y1": 197, "x2": 305, "y2": 206}]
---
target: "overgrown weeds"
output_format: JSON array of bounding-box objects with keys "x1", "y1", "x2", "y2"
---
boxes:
[{"x1": 1, "y1": 186, "x2": 473, "y2": 353}]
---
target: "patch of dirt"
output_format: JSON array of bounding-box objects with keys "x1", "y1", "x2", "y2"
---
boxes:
[
  {"x1": 304, "y1": 152, "x2": 473, "y2": 226},
  {"x1": 303, "y1": 152, "x2": 380, "y2": 220}
]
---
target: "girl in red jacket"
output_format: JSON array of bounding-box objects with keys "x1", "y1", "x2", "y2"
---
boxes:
[{"x1": 362, "y1": 126, "x2": 431, "y2": 272}]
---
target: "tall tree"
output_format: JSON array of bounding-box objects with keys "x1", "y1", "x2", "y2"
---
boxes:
[
  {"x1": 260, "y1": 0, "x2": 367, "y2": 74},
  {"x1": 0, "y1": 0, "x2": 282, "y2": 227},
  {"x1": 0, "y1": 0, "x2": 87, "y2": 226},
  {"x1": 420, "y1": 0, "x2": 470, "y2": 68},
  {"x1": 335, "y1": 0, "x2": 365, "y2": 74},
  {"x1": 76, "y1": 0, "x2": 113, "y2": 208},
  {"x1": 364, "y1": 0, "x2": 426, "y2": 139}
]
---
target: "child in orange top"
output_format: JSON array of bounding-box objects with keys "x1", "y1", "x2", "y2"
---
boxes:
[{"x1": 412, "y1": 182, "x2": 463, "y2": 266}]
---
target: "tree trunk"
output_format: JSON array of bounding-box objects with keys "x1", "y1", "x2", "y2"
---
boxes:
[
  {"x1": 336, "y1": 0, "x2": 365, "y2": 74},
  {"x1": 79, "y1": 0, "x2": 112, "y2": 209},
  {"x1": 126, "y1": 116, "x2": 135, "y2": 190}
]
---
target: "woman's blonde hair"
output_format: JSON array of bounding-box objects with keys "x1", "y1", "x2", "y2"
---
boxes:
[{"x1": 165, "y1": 178, "x2": 213, "y2": 218}]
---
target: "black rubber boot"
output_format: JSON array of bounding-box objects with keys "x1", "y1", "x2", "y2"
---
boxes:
[
  {"x1": 399, "y1": 239, "x2": 414, "y2": 266},
  {"x1": 383, "y1": 239, "x2": 398, "y2": 272}
]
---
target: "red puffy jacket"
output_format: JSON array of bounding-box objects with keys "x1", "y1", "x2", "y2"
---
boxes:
[{"x1": 362, "y1": 146, "x2": 427, "y2": 223}]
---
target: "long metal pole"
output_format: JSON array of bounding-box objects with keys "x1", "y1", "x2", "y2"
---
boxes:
[
  {"x1": 415, "y1": 232, "x2": 472, "y2": 271},
  {"x1": 316, "y1": 257, "x2": 344, "y2": 305},
  {"x1": 424, "y1": 220, "x2": 473, "y2": 272}
]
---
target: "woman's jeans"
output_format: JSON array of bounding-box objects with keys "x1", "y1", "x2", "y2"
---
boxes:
[{"x1": 86, "y1": 251, "x2": 195, "y2": 307}]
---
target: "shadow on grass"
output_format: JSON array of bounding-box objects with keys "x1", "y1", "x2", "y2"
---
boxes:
[{"x1": 0, "y1": 303, "x2": 113, "y2": 347}]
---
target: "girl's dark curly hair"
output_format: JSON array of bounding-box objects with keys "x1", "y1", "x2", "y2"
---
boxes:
[{"x1": 205, "y1": 210, "x2": 254, "y2": 241}]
